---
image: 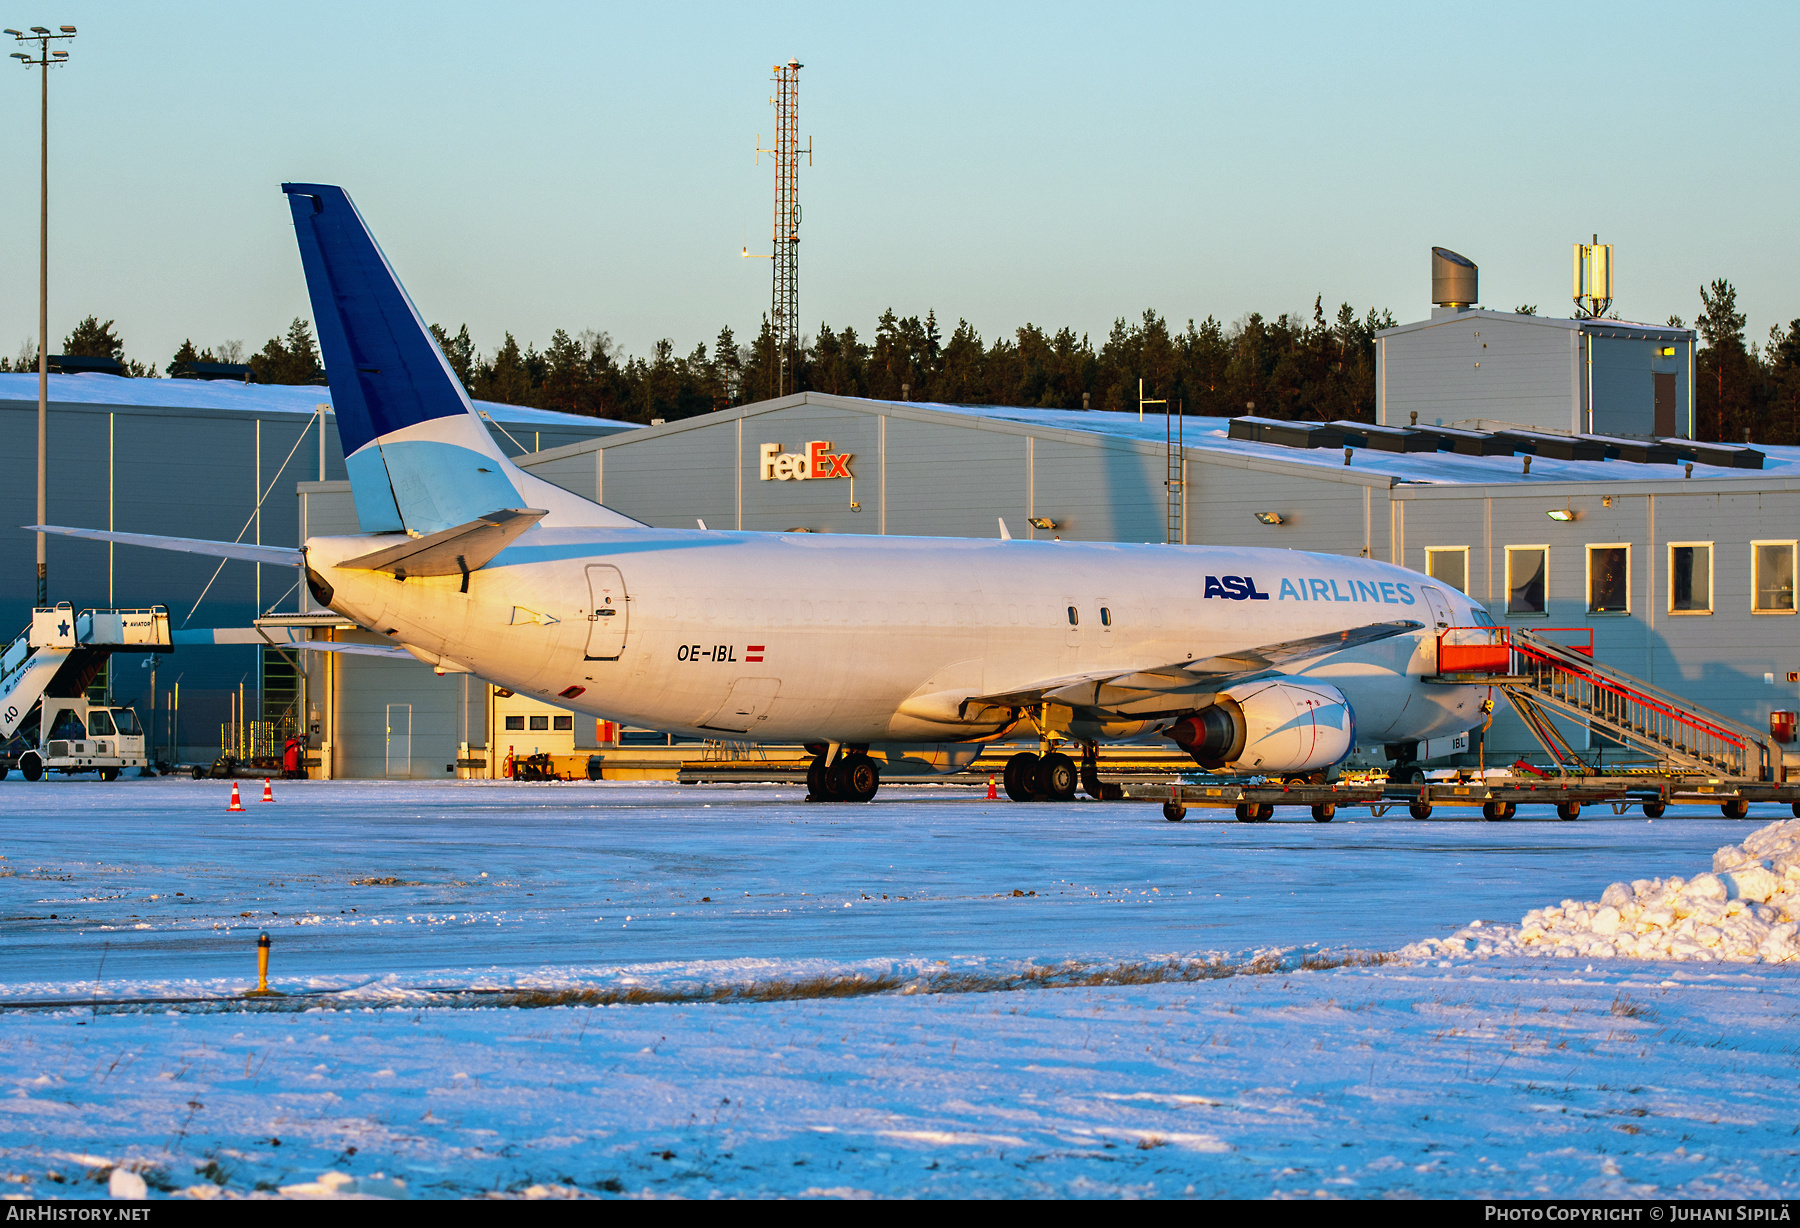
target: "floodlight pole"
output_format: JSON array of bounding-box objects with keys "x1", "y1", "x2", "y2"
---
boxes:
[{"x1": 9, "y1": 24, "x2": 75, "y2": 607}]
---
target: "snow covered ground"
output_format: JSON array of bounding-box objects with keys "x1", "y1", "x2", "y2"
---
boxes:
[{"x1": 2, "y1": 778, "x2": 1798, "y2": 1198}]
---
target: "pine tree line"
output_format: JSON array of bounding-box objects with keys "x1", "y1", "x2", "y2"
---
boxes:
[{"x1": 4, "y1": 284, "x2": 1795, "y2": 444}]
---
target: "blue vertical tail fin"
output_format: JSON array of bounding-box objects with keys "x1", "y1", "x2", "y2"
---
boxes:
[{"x1": 282, "y1": 183, "x2": 636, "y2": 534}]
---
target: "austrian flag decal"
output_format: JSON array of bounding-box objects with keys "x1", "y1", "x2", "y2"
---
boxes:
[{"x1": 745, "y1": 645, "x2": 765, "y2": 663}]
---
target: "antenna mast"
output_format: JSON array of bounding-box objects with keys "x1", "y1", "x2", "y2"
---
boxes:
[{"x1": 756, "y1": 59, "x2": 810, "y2": 397}]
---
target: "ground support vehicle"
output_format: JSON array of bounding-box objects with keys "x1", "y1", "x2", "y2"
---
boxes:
[
  {"x1": 1, "y1": 605, "x2": 170, "y2": 782},
  {"x1": 1375, "y1": 777, "x2": 1627, "y2": 821},
  {"x1": 1128, "y1": 778, "x2": 1387, "y2": 823}
]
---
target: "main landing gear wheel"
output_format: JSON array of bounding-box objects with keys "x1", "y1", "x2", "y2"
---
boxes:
[
  {"x1": 1310, "y1": 802, "x2": 1335, "y2": 823},
  {"x1": 1481, "y1": 800, "x2": 1516, "y2": 821},
  {"x1": 1162, "y1": 801, "x2": 1186, "y2": 822},
  {"x1": 1234, "y1": 802, "x2": 1272, "y2": 823},
  {"x1": 1034, "y1": 752, "x2": 1078, "y2": 802},
  {"x1": 1003, "y1": 752, "x2": 1038, "y2": 802},
  {"x1": 19, "y1": 752, "x2": 42, "y2": 782},
  {"x1": 806, "y1": 756, "x2": 833, "y2": 801},
  {"x1": 1409, "y1": 801, "x2": 1433, "y2": 820},
  {"x1": 1555, "y1": 801, "x2": 1581, "y2": 821},
  {"x1": 1721, "y1": 798, "x2": 1750, "y2": 819},
  {"x1": 839, "y1": 753, "x2": 880, "y2": 803}
]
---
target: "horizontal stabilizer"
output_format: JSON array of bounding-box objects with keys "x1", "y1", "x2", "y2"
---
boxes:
[
  {"x1": 337, "y1": 508, "x2": 548, "y2": 578},
  {"x1": 172, "y1": 627, "x2": 413, "y2": 659},
  {"x1": 273, "y1": 640, "x2": 416, "y2": 660},
  {"x1": 28, "y1": 525, "x2": 303, "y2": 568}
]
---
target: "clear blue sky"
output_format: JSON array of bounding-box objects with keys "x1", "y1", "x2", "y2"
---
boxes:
[{"x1": 1, "y1": 0, "x2": 1793, "y2": 371}]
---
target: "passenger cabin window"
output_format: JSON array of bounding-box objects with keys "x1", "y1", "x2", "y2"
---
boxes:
[
  {"x1": 1426, "y1": 547, "x2": 1469, "y2": 594},
  {"x1": 1067, "y1": 606, "x2": 1079, "y2": 626},
  {"x1": 1753, "y1": 542, "x2": 1796, "y2": 613},
  {"x1": 1506, "y1": 547, "x2": 1547, "y2": 616},
  {"x1": 1587, "y1": 545, "x2": 1629, "y2": 615},
  {"x1": 1100, "y1": 607, "x2": 1112, "y2": 627},
  {"x1": 504, "y1": 715, "x2": 525, "y2": 731},
  {"x1": 529, "y1": 715, "x2": 550, "y2": 731},
  {"x1": 86, "y1": 710, "x2": 116, "y2": 736},
  {"x1": 1669, "y1": 543, "x2": 1712, "y2": 614}
]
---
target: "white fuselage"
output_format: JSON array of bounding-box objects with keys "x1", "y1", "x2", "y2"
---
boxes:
[{"x1": 308, "y1": 528, "x2": 1487, "y2": 749}]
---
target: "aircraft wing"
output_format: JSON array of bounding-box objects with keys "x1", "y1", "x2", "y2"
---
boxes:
[
  {"x1": 968, "y1": 620, "x2": 1424, "y2": 717},
  {"x1": 28, "y1": 524, "x2": 304, "y2": 568}
]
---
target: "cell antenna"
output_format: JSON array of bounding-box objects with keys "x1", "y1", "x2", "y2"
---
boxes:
[{"x1": 1572, "y1": 235, "x2": 1612, "y2": 319}]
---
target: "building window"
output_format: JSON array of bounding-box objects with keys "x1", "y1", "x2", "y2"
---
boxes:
[
  {"x1": 1586, "y1": 545, "x2": 1630, "y2": 615},
  {"x1": 553, "y1": 715, "x2": 572, "y2": 730},
  {"x1": 1426, "y1": 547, "x2": 1469, "y2": 594},
  {"x1": 529, "y1": 715, "x2": 549, "y2": 731},
  {"x1": 1668, "y1": 542, "x2": 1712, "y2": 614},
  {"x1": 504, "y1": 715, "x2": 524, "y2": 731},
  {"x1": 1506, "y1": 547, "x2": 1547, "y2": 616},
  {"x1": 1753, "y1": 541, "x2": 1797, "y2": 613}
]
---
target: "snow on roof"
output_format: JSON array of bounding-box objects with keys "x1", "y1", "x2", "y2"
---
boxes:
[
  {"x1": 885, "y1": 398, "x2": 1800, "y2": 486},
  {"x1": 0, "y1": 371, "x2": 639, "y2": 431}
]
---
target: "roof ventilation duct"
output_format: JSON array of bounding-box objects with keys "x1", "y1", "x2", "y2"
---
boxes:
[{"x1": 1431, "y1": 247, "x2": 1478, "y2": 309}]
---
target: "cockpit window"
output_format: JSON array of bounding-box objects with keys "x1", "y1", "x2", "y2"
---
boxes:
[{"x1": 1468, "y1": 605, "x2": 1498, "y2": 627}]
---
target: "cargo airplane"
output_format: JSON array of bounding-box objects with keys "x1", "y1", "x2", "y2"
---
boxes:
[{"x1": 34, "y1": 184, "x2": 1491, "y2": 808}]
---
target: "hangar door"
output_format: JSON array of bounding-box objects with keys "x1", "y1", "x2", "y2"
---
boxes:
[{"x1": 584, "y1": 565, "x2": 629, "y2": 660}]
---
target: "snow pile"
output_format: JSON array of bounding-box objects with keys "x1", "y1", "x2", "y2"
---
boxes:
[{"x1": 1408, "y1": 818, "x2": 1800, "y2": 964}]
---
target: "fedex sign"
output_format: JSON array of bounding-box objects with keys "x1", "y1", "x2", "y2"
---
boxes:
[{"x1": 760, "y1": 441, "x2": 853, "y2": 481}]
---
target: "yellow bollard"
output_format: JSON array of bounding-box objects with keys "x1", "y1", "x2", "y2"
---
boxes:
[{"x1": 245, "y1": 931, "x2": 279, "y2": 997}]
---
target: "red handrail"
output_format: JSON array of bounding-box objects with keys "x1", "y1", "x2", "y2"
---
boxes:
[{"x1": 1508, "y1": 637, "x2": 1747, "y2": 750}]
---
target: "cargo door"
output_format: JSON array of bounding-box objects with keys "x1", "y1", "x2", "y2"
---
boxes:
[
  {"x1": 699, "y1": 678, "x2": 781, "y2": 734},
  {"x1": 584, "y1": 565, "x2": 629, "y2": 660},
  {"x1": 1420, "y1": 586, "x2": 1454, "y2": 673}
]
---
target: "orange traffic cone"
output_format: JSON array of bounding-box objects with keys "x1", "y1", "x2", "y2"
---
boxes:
[
  {"x1": 261, "y1": 779, "x2": 275, "y2": 803},
  {"x1": 228, "y1": 781, "x2": 244, "y2": 812},
  {"x1": 986, "y1": 775, "x2": 998, "y2": 800}
]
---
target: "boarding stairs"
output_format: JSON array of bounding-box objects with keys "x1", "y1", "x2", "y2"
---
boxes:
[
  {"x1": 0, "y1": 605, "x2": 170, "y2": 739},
  {"x1": 1434, "y1": 625, "x2": 1785, "y2": 782}
]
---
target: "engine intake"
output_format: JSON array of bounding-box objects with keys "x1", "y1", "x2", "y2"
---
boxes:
[{"x1": 1166, "y1": 679, "x2": 1354, "y2": 774}]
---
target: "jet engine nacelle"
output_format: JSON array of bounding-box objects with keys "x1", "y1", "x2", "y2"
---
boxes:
[{"x1": 1165, "y1": 679, "x2": 1355, "y2": 774}]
